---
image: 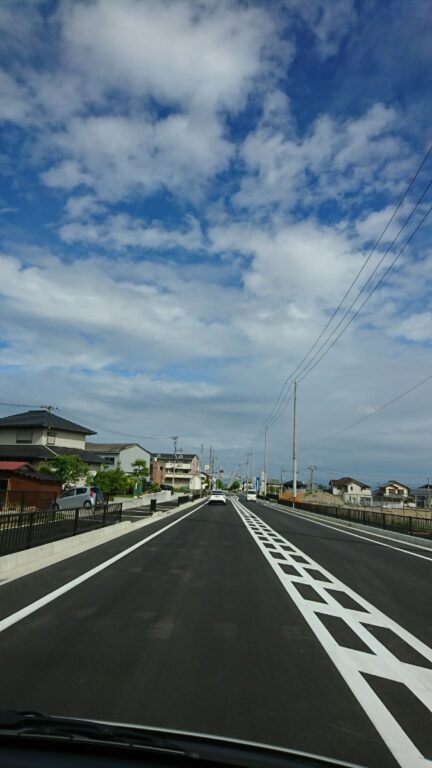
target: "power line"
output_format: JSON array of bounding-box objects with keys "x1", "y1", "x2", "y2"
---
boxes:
[
  {"x1": 256, "y1": 143, "x2": 432, "y2": 432},
  {"x1": 297, "y1": 194, "x2": 432, "y2": 383},
  {"x1": 307, "y1": 370, "x2": 432, "y2": 449}
]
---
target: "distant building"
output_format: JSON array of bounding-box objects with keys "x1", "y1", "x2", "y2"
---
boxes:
[
  {"x1": 0, "y1": 410, "x2": 104, "y2": 471},
  {"x1": 329, "y1": 477, "x2": 372, "y2": 504},
  {"x1": 378, "y1": 481, "x2": 410, "y2": 498},
  {"x1": 85, "y1": 443, "x2": 151, "y2": 474},
  {"x1": 151, "y1": 453, "x2": 201, "y2": 490}
]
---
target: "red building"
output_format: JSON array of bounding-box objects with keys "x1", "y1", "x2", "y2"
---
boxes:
[{"x1": 0, "y1": 461, "x2": 62, "y2": 512}]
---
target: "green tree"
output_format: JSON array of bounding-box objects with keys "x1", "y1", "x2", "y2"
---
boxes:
[
  {"x1": 92, "y1": 467, "x2": 130, "y2": 496},
  {"x1": 130, "y1": 459, "x2": 149, "y2": 480},
  {"x1": 229, "y1": 479, "x2": 240, "y2": 491},
  {"x1": 216, "y1": 478, "x2": 225, "y2": 489},
  {"x1": 38, "y1": 454, "x2": 91, "y2": 487}
]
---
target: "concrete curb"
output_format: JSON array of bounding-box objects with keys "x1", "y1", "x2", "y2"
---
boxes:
[
  {"x1": 0, "y1": 496, "x2": 208, "y2": 584},
  {"x1": 262, "y1": 500, "x2": 432, "y2": 550}
]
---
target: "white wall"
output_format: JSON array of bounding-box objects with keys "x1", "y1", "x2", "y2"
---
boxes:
[
  {"x1": 116, "y1": 445, "x2": 151, "y2": 474},
  {"x1": 0, "y1": 427, "x2": 45, "y2": 444}
]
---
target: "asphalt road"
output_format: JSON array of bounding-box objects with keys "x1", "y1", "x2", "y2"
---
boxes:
[{"x1": 0, "y1": 495, "x2": 430, "y2": 768}]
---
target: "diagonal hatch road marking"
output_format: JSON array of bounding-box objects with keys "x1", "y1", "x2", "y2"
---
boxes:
[{"x1": 233, "y1": 497, "x2": 432, "y2": 768}]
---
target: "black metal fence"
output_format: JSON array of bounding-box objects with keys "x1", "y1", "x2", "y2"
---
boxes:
[
  {"x1": 0, "y1": 503, "x2": 123, "y2": 556},
  {"x1": 275, "y1": 498, "x2": 432, "y2": 539},
  {"x1": 0, "y1": 489, "x2": 59, "y2": 513}
]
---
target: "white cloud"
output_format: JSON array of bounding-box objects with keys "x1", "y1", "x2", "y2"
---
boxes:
[
  {"x1": 235, "y1": 103, "x2": 410, "y2": 213},
  {"x1": 59, "y1": 212, "x2": 204, "y2": 251}
]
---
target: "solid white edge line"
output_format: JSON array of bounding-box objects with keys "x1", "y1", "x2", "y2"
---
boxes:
[
  {"x1": 261, "y1": 501, "x2": 432, "y2": 563},
  {"x1": 0, "y1": 501, "x2": 208, "y2": 634}
]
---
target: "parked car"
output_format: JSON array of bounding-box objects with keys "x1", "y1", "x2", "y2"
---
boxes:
[
  {"x1": 246, "y1": 490, "x2": 257, "y2": 501},
  {"x1": 53, "y1": 485, "x2": 104, "y2": 510},
  {"x1": 208, "y1": 490, "x2": 227, "y2": 505}
]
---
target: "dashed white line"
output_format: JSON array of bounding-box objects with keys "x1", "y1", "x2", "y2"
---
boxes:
[{"x1": 233, "y1": 497, "x2": 432, "y2": 768}]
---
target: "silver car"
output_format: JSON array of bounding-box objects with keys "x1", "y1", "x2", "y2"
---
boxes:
[{"x1": 53, "y1": 485, "x2": 104, "y2": 510}]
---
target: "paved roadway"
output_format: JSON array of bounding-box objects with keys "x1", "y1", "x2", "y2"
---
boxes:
[{"x1": 0, "y1": 495, "x2": 431, "y2": 768}]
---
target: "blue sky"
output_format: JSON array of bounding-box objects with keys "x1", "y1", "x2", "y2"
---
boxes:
[{"x1": 1, "y1": 0, "x2": 432, "y2": 487}]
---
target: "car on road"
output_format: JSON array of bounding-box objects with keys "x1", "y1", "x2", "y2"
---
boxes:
[
  {"x1": 246, "y1": 490, "x2": 257, "y2": 501},
  {"x1": 208, "y1": 490, "x2": 227, "y2": 505},
  {"x1": 53, "y1": 485, "x2": 104, "y2": 510}
]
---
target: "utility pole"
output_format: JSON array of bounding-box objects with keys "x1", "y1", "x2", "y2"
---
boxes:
[
  {"x1": 428, "y1": 475, "x2": 430, "y2": 509},
  {"x1": 252, "y1": 443, "x2": 255, "y2": 490},
  {"x1": 308, "y1": 464, "x2": 316, "y2": 493},
  {"x1": 292, "y1": 380, "x2": 297, "y2": 507},
  {"x1": 171, "y1": 435, "x2": 178, "y2": 493},
  {"x1": 209, "y1": 446, "x2": 213, "y2": 490},
  {"x1": 263, "y1": 425, "x2": 268, "y2": 496}
]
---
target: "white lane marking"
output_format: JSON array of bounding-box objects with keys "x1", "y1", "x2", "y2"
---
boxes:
[
  {"x1": 233, "y1": 498, "x2": 432, "y2": 768},
  {"x1": 0, "y1": 501, "x2": 208, "y2": 635},
  {"x1": 261, "y1": 499, "x2": 432, "y2": 562}
]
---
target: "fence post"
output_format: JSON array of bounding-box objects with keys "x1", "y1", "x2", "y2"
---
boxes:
[
  {"x1": 408, "y1": 515, "x2": 412, "y2": 536},
  {"x1": 362, "y1": 508, "x2": 366, "y2": 525},
  {"x1": 382, "y1": 512, "x2": 386, "y2": 528},
  {"x1": 26, "y1": 512, "x2": 35, "y2": 548},
  {"x1": 102, "y1": 504, "x2": 107, "y2": 526},
  {"x1": 73, "y1": 508, "x2": 80, "y2": 534},
  {"x1": 21, "y1": 491, "x2": 25, "y2": 513}
]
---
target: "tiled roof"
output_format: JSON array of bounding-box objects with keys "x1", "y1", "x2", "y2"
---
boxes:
[
  {"x1": 0, "y1": 461, "x2": 32, "y2": 471},
  {"x1": 0, "y1": 409, "x2": 96, "y2": 435},
  {"x1": 0, "y1": 445, "x2": 104, "y2": 463},
  {"x1": 330, "y1": 476, "x2": 371, "y2": 489},
  {"x1": 86, "y1": 443, "x2": 141, "y2": 452}
]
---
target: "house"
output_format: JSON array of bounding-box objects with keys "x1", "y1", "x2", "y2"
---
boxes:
[
  {"x1": 85, "y1": 443, "x2": 151, "y2": 474},
  {"x1": 329, "y1": 477, "x2": 372, "y2": 504},
  {"x1": 151, "y1": 453, "x2": 201, "y2": 490},
  {"x1": 378, "y1": 481, "x2": 410, "y2": 498},
  {"x1": 0, "y1": 410, "x2": 105, "y2": 472},
  {"x1": 0, "y1": 461, "x2": 62, "y2": 511},
  {"x1": 412, "y1": 484, "x2": 432, "y2": 507}
]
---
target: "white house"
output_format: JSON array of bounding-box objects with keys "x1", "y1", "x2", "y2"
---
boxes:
[
  {"x1": 330, "y1": 477, "x2": 372, "y2": 505},
  {"x1": 0, "y1": 409, "x2": 104, "y2": 472},
  {"x1": 85, "y1": 443, "x2": 151, "y2": 475},
  {"x1": 378, "y1": 481, "x2": 410, "y2": 497}
]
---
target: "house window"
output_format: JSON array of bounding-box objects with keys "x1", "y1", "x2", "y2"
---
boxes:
[
  {"x1": 16, "y1": 429, "x2": 33, "y2": 444},
  {"x1": 47, "y1": 430, "x2": 57, "y2": 446},
  {"x1": 102, "y1": 456, "x2": 115, "y2": 465}
]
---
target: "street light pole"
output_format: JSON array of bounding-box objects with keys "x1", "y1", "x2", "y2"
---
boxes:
[{"x1": 263, "y1": 425, "x2": 268, "y2": 496}]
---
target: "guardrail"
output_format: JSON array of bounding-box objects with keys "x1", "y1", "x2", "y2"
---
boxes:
[
  {"x1": 274, "y1": 497, "x2": 432, "y2": 539},
  {"x1": 0, "y1": 503, "x2": 123, "y2": 556}
]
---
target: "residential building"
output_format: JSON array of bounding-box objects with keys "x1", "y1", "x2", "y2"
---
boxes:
[
  {"x1": 378, "y1": 481, "x2": 410, "y2": 497},
  {"x1": 0, "y1": 461, "x2": 62, "y2": 511},
  {"x1": 412, "y1": 484, "x2": 432, "y2": 507},
  {"x1": 85, "y1": 443, "x2": 151, "y2": 474},
  {"x1": 151, "y1": 453, "x2": 201, "y2": 490},
  {"x1": 0, "y1": 410, "x2": 105, "y2": 471},
  {"x1": 329, "y1": 477, "x2": 372, "y2": 504}
]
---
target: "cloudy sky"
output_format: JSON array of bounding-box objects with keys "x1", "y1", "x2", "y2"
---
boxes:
[{"x1": 1, "y1": 0, "x2": 431, "y2": 488}]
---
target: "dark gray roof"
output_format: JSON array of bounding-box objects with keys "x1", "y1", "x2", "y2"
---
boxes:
[
  {"x1": 86, "y1": 442, "x2": 145, "y2": 453},
  {"x1": 330, "y1": 477, "x2": 371, "y2": 490},
  {"x1": 0, "y1": 410, "x2": 96, "y2": 435},
  {"x1": 0, "y1": 444, "x2": 104, "y2": 464}
]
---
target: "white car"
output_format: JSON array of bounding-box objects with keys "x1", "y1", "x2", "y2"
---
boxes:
[
  {"x1": 246, "y1": 490, "x2": 257, "y2": 501},
  {"x1": 208, "y1": 490, "x2": 227, "y2": 505}
]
